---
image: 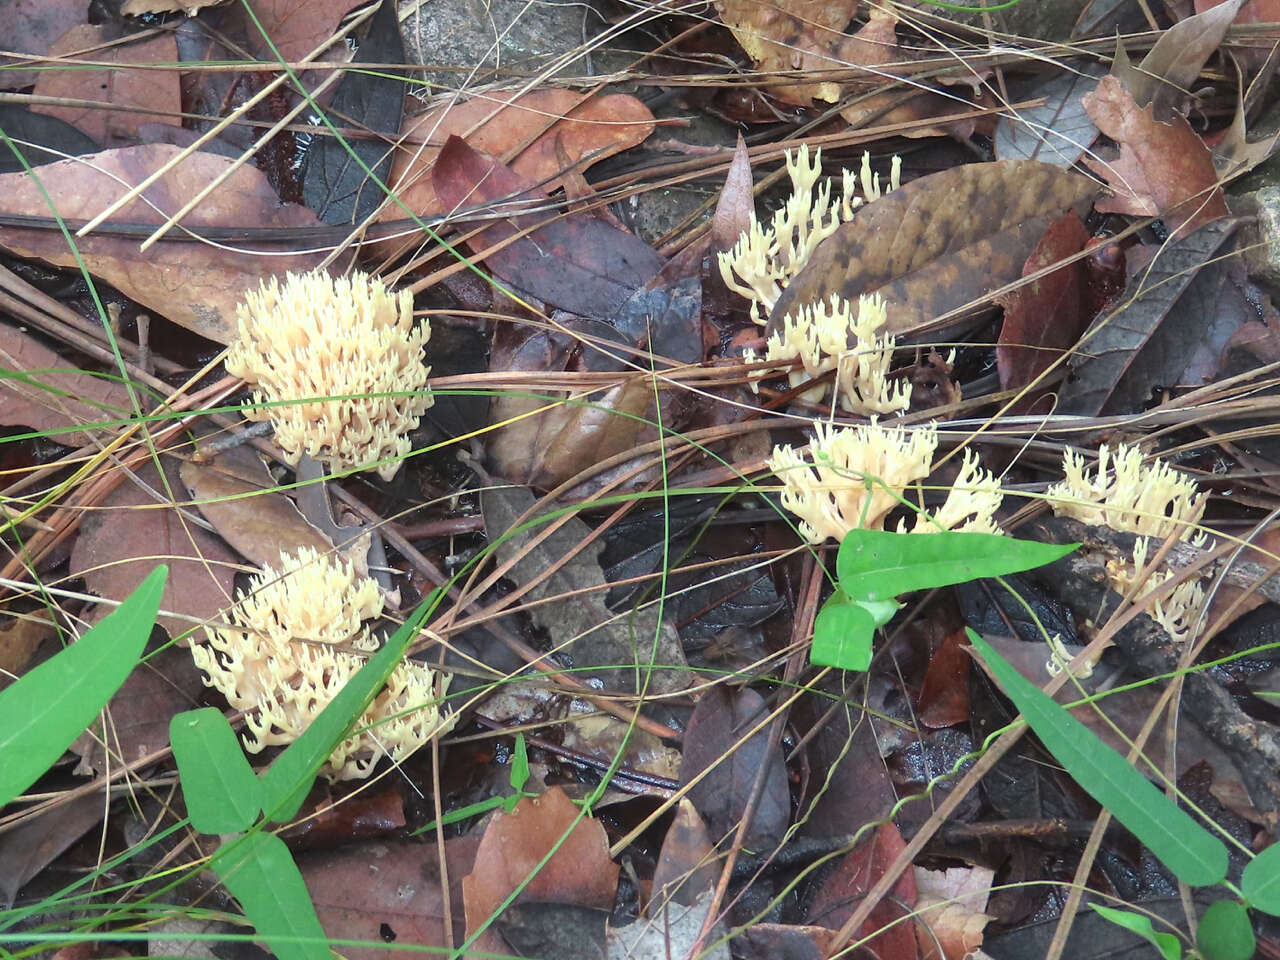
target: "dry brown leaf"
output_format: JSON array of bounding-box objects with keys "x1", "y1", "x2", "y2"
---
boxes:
[
  {"x1": 715, "y1": 0, "x2": 865, "y2": 105},
  {"x1": 913, "y1": 865, "x2": 995, "y2": 960},
  {"x1": 651, "y1": 799, "x2": 717, "y2": 909},
  {"x1": 462, "y1": 786, "x2": 619, "y2": 958},
  {"x1": 179, "y1": 446, "x2": 334, "y2": 570},
  {"x1": 1083, "y1": 74, "x2": 1227, "y2": 239},
  {"x1": 0, "y1": 615, "x2": 53, "y2": 688},
  {"x1": 0, "y1": 144, "x2": 329, "y2": 344},
  {"x1": 772, "y1": 160, "x2": 1096, "y2": 338},
  {"x1": 70, "y1": 458, "x2": 244, "y2": 640},
  {"x1": 384, "y1": 90, "x2": 654, "y2": 225},
  {"x1": 121, "y1": 0, "x2": 228, "y2": 14},
  {"x1": 32, "y1": 25, "x2": 182, "y2": 147},
  {"x1": 0, "y1": 324, "x2": 134, "y2": 445}
]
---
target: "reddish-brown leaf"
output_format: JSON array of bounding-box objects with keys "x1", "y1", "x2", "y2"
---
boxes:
[
  {"x1": 772, "y1": 160, "x2": 1096, "y2": 339},
  {"x1": 69, "y1": 458, "x2": 243, "y2": 640},
  {"x1": 432, "y1": 136, "x2": 663, "y2": 318},
  {"x1": 806, "y1": 822, "x2": 919, "y2": 960},
  {"x1": 0, "y1": 144, "x2": 329, "y2": 344},
  {"x1": 0, "y1": 616, "x2": 51, "y2": 690},
  {"x1": 298, "y1": 833, "x2": 478, "y2": 960},
  {"x1": 385, "y1": 90, "x2": 653, "y2": 226},
  {"x1": 283, "y1": 789, "x2": 406, "y2": 851},
  {"x1": 995, "y1": 210, "x2": 1091, "y2": 402},
  {"x1": 0, "y1": 325, "x2": 133, "y2": 445},
  {"x1": 916, "y1": 628, "x2": 971, "y2": 729},
  {"x1": 462, "y1": 786, "x2": 618, "y2": 958},
  {"x1": 32, "y1": 26, "x2": 181, "y2": 147},
  {"x1": 1083, "y1": 75, "x2": 1228, "y2": 239}
]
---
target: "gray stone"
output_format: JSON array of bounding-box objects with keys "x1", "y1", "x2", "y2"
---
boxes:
[{"x1": 1235, "y1": 187, "x2": 1280, "y2": 289}]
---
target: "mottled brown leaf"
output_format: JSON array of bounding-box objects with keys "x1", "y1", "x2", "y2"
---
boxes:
[
  {"x1": 0, "y1": 144, "x2": 328, "y2": 344},
  {"x1": 996, "y1": 210, "x2": 1091, "y2": 401},
  {"x1": 0, "y1": 325, "x2": 133, "y2": 445},
  {"x1": 679, "y1": 685, "x2": 789, "y2": 849},
  {"x1": 298, "y1": 834, "x2": 477, "y2": 960},
  {"x1": 1083, "y1": 75, "x2": 1227, "y2": 239},
  {"x1": 385, "y1": 90, "x2": 654, "y2": 227},
  {"x1": 433, "y1": 136, "x2": 663, "y2": 318},
  {"x1": 179, "y1": 446, "x2": 333, "y2": 570},
  {"x1": 1061, "y1": 219, "x2": 1241, "y2": 415},
  {"x1": 462, "y1": 787, "x2": 618, "y2": 958},
  {"x1": 32, "y1": 26, "x2": 181, "y2": 147},
  {"x1": 772, "y1": 161, "x2": 1096, "y2": 339},
  {"x1": 806, "y1": 823, "x2": 918, "y2": 960},
  {"x1": 70, "y1": 458, "x2": 243, "y2": 639}
]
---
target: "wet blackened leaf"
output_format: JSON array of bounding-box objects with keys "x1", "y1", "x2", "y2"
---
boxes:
[
  {"x1": 772, "y1": 161, "x2": 1096, "y2": 338},
  {"x1": 433, "y1": 136, "x2": 663, "y2": 318},
  {"x1": 0, "y1": 105, "x2": 99, "y2": 173},
  {"x1": 302, "y1": 0, "x2": 404, "y2": 225},
  {"x1": 995, "y1": 210, "x2": 1091, "y2": 402},
  {"x1": 1060, "y1": 219, "x2": 1241, "y2": 415},
  {"x1": 995, "y1": 65, "x2": 1104, "y2": 168},
  {"x1": 679, "y1": 685, "x2": 789, "y2": 848}
]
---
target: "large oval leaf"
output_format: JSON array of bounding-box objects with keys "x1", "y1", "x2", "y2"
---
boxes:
[
  {"x1": 1242, "y1": 842, "x2": 1280, "y2": 915},
  {"x1": 170, "y1": 707, "x2": 263, "y2": 835},
  {"x1": 0, "y1": 565, "x2": 166, "y2": 807},
  {"x1": 969, "y1": 631, "x2": 1229, "y2": 888}
]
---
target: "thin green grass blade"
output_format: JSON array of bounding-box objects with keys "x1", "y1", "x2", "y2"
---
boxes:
[
  {"x1": 211, "y1": 832, "x2": 328, "y2": 960},
  {"x1": 1242, "y1": 843, "x2": 1280, "y2": 915},
  {"x1": 0, "y1": 565, "x2": 166, "y2": 808},
  {"x1": 1196, "y1": 900, "x2": 1255, "y2": 960},
  {"x1": 969, "y1": 630, "x2": 1229, "y2": 887},
  {"x1": 258, "y1": 598, "x2": 435, "y2": 821},
  {"x1": 836, "y1": 530, "x2": 1078, "y2": 602},
  {"x1": 170, "y1": 708, "x2": 263, "y2": 834},
  {"x1": 1090, "y1": 905, "x2": 1182, "y2": 959}
]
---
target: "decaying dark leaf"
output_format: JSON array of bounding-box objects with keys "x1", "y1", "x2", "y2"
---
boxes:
[
  {"x1": 0, "y1": 324, "x2": 134, "y2": 445},
  {"x1": 462, "y1": 787, "x2": 618, "y2": 959},
  {"x1": 302, "y1": 0, "x2": 404, "y2": 225},
  {"x1": 995, "y1": 210, "x2": 1091, "y2": 401},
  {"x1": 995, "y1": 65, "x2": 1104, "y2": 168},
  {"x1": 496, "y1": 902, "x2": 608, "y2": 960},
  {"x1": 679, "y1": 685, "x2": 789, "y2": 849},
  {"x1": 433, "y1": 136, "x2": 664, "y2": 319},
  {"x1": 1083, "y1": 74, "x2": 1228, "y2": 239},
  {"x1": 0, "y1": 144, "x2": 328, "y2": 344},
  {"x1": 0, "y1": 105, "x2": 100, "y2": 173},
  {"x1": 0, "y1": 0, "x2": 87, "y2": 91},
  {"x1": 32, "y1": 26, "x2": 182, "y2": 148},
  {"x1": 70, "y1": 457, "x2": 244, "y2": 639},
  {"x1": 384, "y1": 90, "x2": 654, "y2": 228},
  {"x1": 179, "y1": 444, "x2": 334, "y2": 570},
  {"x1": 0, "y1": 794, "x2": 104, "y2": 910},
  {"x1": 772, "y1": 161, "x2": 1097, "y2": 339},
  {"x1": 1060, "y1": 218, "x2": 1242, "y2": 415},
  {"x1": 805, "y1": 822, "x2": 918, "y2": 960},
  {"x1": 481, "y1": 484, "x2": 689, "y2": 694},
  {"x1": 70, "y1": 644, "x2": 204, "y2": 775}
]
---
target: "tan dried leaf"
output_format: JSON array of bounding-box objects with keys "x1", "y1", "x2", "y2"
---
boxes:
[{"x1": 913, "y1": 865, "x2": 994, "y2": 960}]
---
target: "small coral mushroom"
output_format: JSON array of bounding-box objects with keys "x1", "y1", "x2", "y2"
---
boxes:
[
  {"x1": 191, "y1": 547, "x2": 452, "y2": 780},
  {"x1": 225, "y1": 270, "x2": 432, "y2": 482},
  {"x1": 718, "y1": 147, "x2": 900, "y2": 324},
  {"x1": 768, "y1": 419, "x2": 1003, "y2": 542},
  {"x1": 743, "y1": 292, "x2": 910, "y2": 415},
  {"x1": 1046, "y1": 444, "x2": 1208, "y2": 641}
]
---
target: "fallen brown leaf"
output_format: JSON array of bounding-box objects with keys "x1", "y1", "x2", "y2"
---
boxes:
[
  {"x1": 772, "y1": 160, "x2": 1096, "y2": 338},
  {"x1": 651, "y1": 799, "x2": 717, "y2": 909},
  {"x1": 0, "y1": 324, "x2": 134, "y2": 445},
  {"x1": 1083, "y1": 74, "x2": 1228, "y2": 239},
  {"x1": 0, "y1": 144, "x2": 330, "y2": 344},
  {"x1": 0, "y1": 615, "x2": 53, "y2": 689},
  {"x1": 32, "y1": 25, "x2": 182, "y2": 147},
  {"x1": 913, "y1": 865, "x2": 995, "y2": 960},
  {"x1": 69, "y1": 457, "x2": 244, "y2": 640},
  {"x1": 0, "y1": 0, "x2": 87, "y2": 91},
  {"x1": 462, "y1": 787, "x2": 619, "y2": 958}
]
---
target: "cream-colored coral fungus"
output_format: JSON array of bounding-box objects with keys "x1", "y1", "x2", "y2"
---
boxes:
[
  {"x1": 767, "y1": 419, "x2": 1002, "y2": 542},
  {"x1": 226, "y1": 270, "x2": 432, "y2": 481},
  {"x1": 718, "y1": 147, "x2": 901, "y2": 324},
  {"x1": 742, "y1": 293, "x2": 910, "y2": 415},
  {"x1": 191, "y1": 547, "x2": 452, "y2": 780},
  {"x1": 1046, "y1": 444, "x2": 1208, "y2": 641}
]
